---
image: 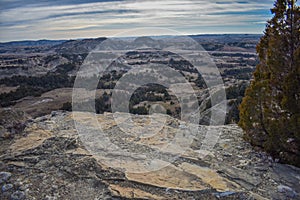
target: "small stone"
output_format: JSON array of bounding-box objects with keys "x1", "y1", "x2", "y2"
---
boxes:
[
  {"x1": 223, "y1": 152, "x2": 232, "y2": 157},
  {"x1": 236, "y1": 146, "x2": 244, "y2": 150},
  {"x1": 51, "y1": 111, "x2": 57, "y2": 117},
  {"x1": 267, "y1": 156, "x2": 274, "y2": 162},
  {"x1": 2, "y1": 183, "x2": 14, "y2": 192},
  {"x1": 277, "y1": 185, "x2": 297, "y2": 198},
  {"x1": 0, "y1": 171, "x2": 12, "y2": 184},
  {"x1": 45, "y1": 195, "x2": 57, "y2": 200},
  {"x1": 11, "y1": 191, "x2": 26, "y2": 200},
  {"x1": 18, "y1": 184, "x2": 28, "y2": 191},
  {"x1": 287, "y1": 138, "x2": 294, "y2": 143},
  {"x1": 254, "y1": 166, "x2": 268, "y2": 172},
  {"x1": 179, "y1": 124, "x2": 187, "y2": 129},
  {"x1": 214, "y1": 191, "x2": 237, "y2": 198}
]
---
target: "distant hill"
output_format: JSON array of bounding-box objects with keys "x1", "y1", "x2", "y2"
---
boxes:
[
  {"x1": 52, "y1": 37, "x2": 107, "y2": 54},
  {"x1": 0, "y1": 34, "x2": 262, "y2": 47},
  {"x1": 0, "y1": 38, "x2": 107, "y2": 54},
  {"x1": 0, "y1": 40, "x2": 67, "y2": 47}
]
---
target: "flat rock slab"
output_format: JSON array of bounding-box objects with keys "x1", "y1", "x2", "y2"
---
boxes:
[{"x1": 0, "y1": 111, "x2": 299, "y2": 200}]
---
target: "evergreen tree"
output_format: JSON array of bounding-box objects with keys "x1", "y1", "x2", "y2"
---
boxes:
[{"x1": 239, "y1": 0, "x2": 300, "y2": 167}]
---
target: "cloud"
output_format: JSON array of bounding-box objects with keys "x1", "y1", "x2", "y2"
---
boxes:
[{"x1": 0, "y1": 0, "x2": 274, "y2": 41}]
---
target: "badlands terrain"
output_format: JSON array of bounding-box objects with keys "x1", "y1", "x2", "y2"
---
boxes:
[{"x1": 0, "y1": 35, "x2": 299, "y2": 199}]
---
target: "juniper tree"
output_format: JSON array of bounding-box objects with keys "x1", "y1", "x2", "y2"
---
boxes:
[{"x1": 239, "y1": 0, "x2": 300, "y2": 166}]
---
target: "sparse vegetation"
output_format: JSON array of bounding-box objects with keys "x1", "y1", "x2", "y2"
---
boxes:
[
  {"x1": 0, "y1": 34, "x2": 260, "y2": 123},
  {"x1": 0, "y1": 73, "x2": 75, "y2": 107}
]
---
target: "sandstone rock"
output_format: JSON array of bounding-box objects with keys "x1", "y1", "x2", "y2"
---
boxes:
[
  {"x1": 9, "y1": 129, "x2": 52, "y2": 152},
  {"x1": 126, "y1": 164, "x2": 208, "y2": 191},
  {"x1": 109, "y1": 184, "x2": 164, "y2": 199},
  {"x1": 0, "y1": 111, "x2": 299, "y2": 200},
  {"x1": 178, "y1": 162, "x2": 240, "y2": 192}
]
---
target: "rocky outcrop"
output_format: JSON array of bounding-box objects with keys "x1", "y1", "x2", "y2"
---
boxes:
[
  {"x1": 0, "y1": 109, "x2": 28, "y2": 140},
  {"x1": 0, "y1": 111, "x2": 299, "y2": 199}
]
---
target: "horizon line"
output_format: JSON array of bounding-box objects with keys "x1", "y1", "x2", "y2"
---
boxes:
[{"x1": 0, "y1": 32, "x2": 263, "y2": 43}]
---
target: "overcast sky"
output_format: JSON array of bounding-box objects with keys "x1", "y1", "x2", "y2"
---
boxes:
[{"x1": 0, "y1": 0, "x2": 275, "y2": 42}]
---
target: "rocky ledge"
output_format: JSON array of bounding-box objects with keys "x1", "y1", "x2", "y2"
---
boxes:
[{"x1": 0, "y1": 111, "x2": 299, "y2": 200}]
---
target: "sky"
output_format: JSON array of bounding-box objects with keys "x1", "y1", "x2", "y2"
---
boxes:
[{"x1": 0, "y1": 0, "x2": 276, "y2": 42}]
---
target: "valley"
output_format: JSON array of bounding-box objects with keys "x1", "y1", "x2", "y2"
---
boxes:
[{"x1": 1, "y1": 34, "x2": 299, "y2": 200}]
